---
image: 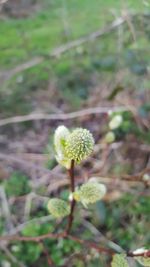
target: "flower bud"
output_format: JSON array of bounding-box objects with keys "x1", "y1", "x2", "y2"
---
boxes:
[
  {"x1": 109, "y1": 115, "x2": 123, "y2": 130},
  {"x1": 104, "y1": 131, "x2": 115, "y2": 143},
  {"x1": 54, "y1": 124, "x2": 69, "y2": 144},
  {"x1": 65, "y1": 128, "x2": 94, "y2": 164},
  {"x1": 143, "y1": 174, "x2": 150, "y2": 182},
  {"x1": 47, "y1": 198, "x2": 70, "y2": 218},
  {"x1": 54, "y1": 125, "x2": 71, "y2": 169},
  {"x1": 74, "y1": 182, "x2": 106, "y2": 207}
]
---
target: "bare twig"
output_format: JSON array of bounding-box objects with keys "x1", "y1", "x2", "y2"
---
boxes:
[
  {"x1": 82, "y1": 219, "x2": 124, "y2": 253},
  {"x1": 0, "y1": 106, "x2": 130, "y2": 127},
  {"x1": 0, "y1": 232, "x2": 66, "y2": 242},
  {"x1": 0, "y1": 232, "x2": 150, "y2": 258},
  {"x1": 39, "y1": 241, "x2": 55, "y2": 267},
  {"x1": 121, "y1": 167, "x2": 150, "y2": 184},
  {"x1": 0, "y1": 186, "x2": 14, "y2": 232},
  {"x1": 92, "y1": 167, "x2": 150, "y2": 185},
  {"x1": 0, "y1": 232, "x2": 115, "y2": 255},
  {"x1": 0, "y1": 153, "x2": 62, "y2": 179},
  {"x1": 122, "y1": 9, "x2": 137, "y2": 42},
  {"x1": 23, "y1": 192, "x2": 35, "y2": 221}
]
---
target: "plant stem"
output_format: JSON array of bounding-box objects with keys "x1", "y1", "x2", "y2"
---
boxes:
[
  {"x1": 66, "y1": 159, "x2": 76, "y2": 234},
  {"x1": 1, "y1": 233, "x2": 150, "y2": 258}
]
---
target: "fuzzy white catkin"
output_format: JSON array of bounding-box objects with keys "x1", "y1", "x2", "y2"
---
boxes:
[
  {"x1": 65, "y1": 128, "x2": 94, "y2": 164},
  {"x1": 54, "y1": 126, "x2": 94, "y2": 167},
  {"x1": 47, "y1": 198, "x2": 70, "y2": 218},
  {"x1": 54, "y1": 126, "x2": 70, "y2": 149},
  {"x1": 74, "y1": 182, "x2": 106, "y2": 207},
  {"x1": 54, "y1": 125, "x2": 71, "y2": 169}
]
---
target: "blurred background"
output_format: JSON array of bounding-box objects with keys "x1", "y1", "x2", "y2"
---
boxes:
[{"x1": 0, "y1": 0, "x2": 150, "y2": 266}]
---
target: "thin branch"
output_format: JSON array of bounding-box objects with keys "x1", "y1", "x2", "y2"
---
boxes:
[
  {"x1": 127, "y1": 250, "x2": 150, "y2": 258},
  {"x1": 82, "y1": 219, "x2": 124, "y2": 253},
  {"x1": 66, "y1": 160, "x2": 76, "y2": 234},
  {"x1": 39, "y1": 241, "x2": 56, "y2": 267},
  {"x1": 0, "y1": 232, "x2": 114, "y2": 255},
  {"x1": 0, "y1": 106, "x2": 130, "y2": 127},
  {"x1": 0, "y1": 186, "x2": 14, "y2": 232},
  {"x1": 0, "y1": 232, "x2": 66, "y2": 242},
  {"x1": 121, "y1": 167, "x2": 150, "y2": 184},
  {"x1": 67, "y1": 235, "x2": 114, "y2": 255},
  {"x1": 0, "y1": 232, "x2": 150, "y2": 258},
  {"x1": 68, "y1": 160, "x2": 75, "y2": 193},
  {"x1": 92, "y1": 167, "x2": 150, "y2": 185},
  {"x1": 23, "y1": 192, "x2": 35, "y2": 222},
  {"x1": 0, "y1": 152, "x2": 62, "y2": 179},
  {"x1": 122, "y1": 9, "x2": 137, "y2": 42}
]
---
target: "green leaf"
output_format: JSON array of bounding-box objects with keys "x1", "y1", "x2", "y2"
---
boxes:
[{"x1": 111, "y1": 254, "x2": 129, "y2": 267}]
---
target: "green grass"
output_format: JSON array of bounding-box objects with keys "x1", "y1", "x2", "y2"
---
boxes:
[
  {"x1": 0, "y1": 0, "x2": 147, "y2": 68},
  {"x1": 0, "y1": 0, "x2": 150, "y2": 116}
]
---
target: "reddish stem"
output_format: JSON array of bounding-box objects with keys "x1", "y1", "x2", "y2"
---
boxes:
[
  {"x1": 66, "y1": 159, "x2": 76, "y2": 234},
  {"x1": 0, "y1": 233, "x2": 150, "y2": 258}
]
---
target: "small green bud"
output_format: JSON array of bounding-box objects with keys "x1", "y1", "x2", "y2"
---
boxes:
[
  {"x1": 104, "y1": 131, "x2": 115, "y2": 143},
  {"x1": 54, "y1": 125, "x2": 71, "y2": 169},
  {"x1": 47, "y1": 198, "x2": 70, "y2": 218},
  {"x1": 143, "y1": 174, "x2": 150, "y2": 182},
  {"x1": 65, "y1": 128, "x2": 94, "y2": 164},
  {"x1": 74, "y1": 182, "x2": 106, "y2": 207},
  {"x1": 109, "y1": 115, "x2": 123, "y2": 130}
]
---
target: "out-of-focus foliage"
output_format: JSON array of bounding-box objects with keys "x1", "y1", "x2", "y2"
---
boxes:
[{"x1": 4, "y1": 172, "x2": 31, "y2": 197}]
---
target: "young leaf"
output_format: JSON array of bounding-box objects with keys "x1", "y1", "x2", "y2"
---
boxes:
[{"x1": 111, "y1": 254, "x2": 129, "y2": 267}]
